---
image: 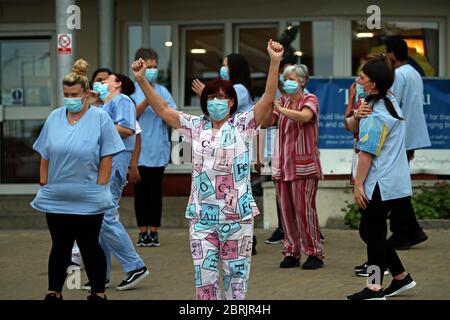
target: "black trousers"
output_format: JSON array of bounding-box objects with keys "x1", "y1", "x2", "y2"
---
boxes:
[
  {"x1": 134, "y1": 166, "x2": 165, "y2": 228},
  {"x1": 46, "y1": 213, "x2": 106, "y2": 293},
  {"x1": 389, "y1": 149, "x2": 422, "y2": 239},
  {"x1": 359, "y1": 185, "x2": 406, "y2": 284}
]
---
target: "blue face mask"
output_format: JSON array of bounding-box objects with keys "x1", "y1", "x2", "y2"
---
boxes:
[
  {"x1": 279, "y1": 75, "x2": 285, "y2": 85},
  {"x1": 207, "y1": 98, "x2": 229, "y2": 121},
  {"x1": 220, "y1": 66, "x2": 229, "y2": 81},
  {"x1": 145, "y1": 68, "x2": 158, "y2": 83},
  {"x1": 64, "y1": 97, "x2": 84, "y2": 113},
  {"x1": 355, "y1": 83, "x2": 369, "y2": 100},
  {"x1": 93, "y1": 82, "x2": 110, "y2": 101},
  {"x1": 283, "y1": 80, "x2": 299, "y2": 95}
]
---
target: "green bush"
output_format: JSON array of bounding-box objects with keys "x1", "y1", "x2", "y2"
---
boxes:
[{"x1": 343, "y1": 182, "x2": 450, "y2": 229}]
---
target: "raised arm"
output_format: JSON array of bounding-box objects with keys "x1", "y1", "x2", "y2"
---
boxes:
[
  {"x1": 253, "y1": 40, "x2": 284, "y2": 127},
  {"x1": 132, "y1": 58, "x2": 181, "y2": 129}
]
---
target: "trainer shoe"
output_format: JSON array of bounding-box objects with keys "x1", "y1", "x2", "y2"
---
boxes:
[
  {"x1": 280, "y1": 256, "x2": 300, "y2": 268},
  {"x1": 302, "y1": 256, "x2": 324, "y2": 270},
  {"x1": 136, "y1": 232, "x2": 150, "y2": 247},
  {"x1": 346, "y1": 287, "x2": 386, "y2": 300},
  {"x1": 87, "y1": 293, "x2": 108, "y2": 301},
  {"x1": 44, "y1": 292, "x2": 63, "y2": 301},
  {"x1": 409, "y1": 229, "x2": 428, "y2": 247},
  {"x1": 265, "y1": 228, "x2": 284, "y2": 244},
  {"x1": 81, "y1": 279, "x2": 110, "y2": 291},
  {"x1": 320, "y1": 232, "x2": 325, "y2": 243},
  {"x1": 354, "y1": 262, "x2": 369, "y2": 272},
  {"x1": 149, "y1": 232, "x2": 160, "y2": 247},
  {"x1": 355, "y1": 265, "x2": 390, "y2": 277},
  {"x1": 116, "y1": 266, "x2": 149, "y2": 291},
  {"x1": 384, "y1": 274, "x2": 416, "y2": 297}
]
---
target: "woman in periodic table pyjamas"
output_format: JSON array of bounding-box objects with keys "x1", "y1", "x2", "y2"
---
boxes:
[{"x1": 131, "y1": 40, "x2": 284, "y2": 300}]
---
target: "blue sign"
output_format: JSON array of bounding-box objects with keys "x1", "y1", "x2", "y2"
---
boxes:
[{"x1": 306, "y1": 78, "x2": 450, "y2": 149}]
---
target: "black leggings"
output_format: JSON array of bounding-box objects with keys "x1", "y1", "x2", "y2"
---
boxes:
[
  {"x1": 358, "y1": 185, "x2": 405, "y2": 284},
  {"x1": 133, "y1": 166, "x2": 165, "y2": 227},
  {"x1": 46, "y1": 213, "x2": 106, "y2": 293}
]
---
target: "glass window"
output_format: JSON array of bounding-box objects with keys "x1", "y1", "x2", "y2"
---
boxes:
[
  {"x1": 236, "y1": 25, "x2": 279, "y2": 100},
  {"x1": 283, "y1": 21, "x2": 334, "y2": 77},
  {"x1": 184, "y1": 28, "x2": 224, "y2": 107},
  {"x1": 352, "y1": 21, "x2": 439, "y2": 76},
  {"x1": 0, "y1": 39, "x2": 51, "y2": 106},
  {"x1": 127, "y1": 25, "x2": 172, "y2": 90},
  {"x1": 1, "y1": 120, "x2": 44, "y2": 183}
]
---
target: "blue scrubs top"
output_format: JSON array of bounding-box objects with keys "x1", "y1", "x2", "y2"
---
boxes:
[
  {"x1": 391, "y1": 64, "x2": 431, "y2": 151},
  {"x1": 31, "y1": 106, "x2": 125, "y2": 215},
  {"x1": 102, "y1": 93, "x2": 137, "y2": 152},
  {"x1": 357, "y1": 95, "x2": 412, "y2": 201},
  {"x1": 131, "y1": 83, "x2": 177, "y2": 167},
  {"x1": 234, "y1": 84, "x2": 253, "y2": 113}
]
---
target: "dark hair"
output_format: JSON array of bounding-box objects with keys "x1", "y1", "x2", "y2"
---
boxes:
[
  {"x1": 200, "y1": 79, "x2": 238, "y2": 117},
  {"x1": 385, "y1": 36, "x2": 408, "y2": 62},
  {"x1": 89, "y1": 68, "x2": 112, "y2": 89},
  {"x1": 112, "y1": 73, "x2": 135, "y2": 99},
  {"x1": 362, "y1": 55, "x2": 402, "y2": 120},
  {"x1": 134, "y1": 47, "x2": 158, "y2": 62},
  {"x1": 226, "y1": 53, "x2": 254, "y2": 100}
]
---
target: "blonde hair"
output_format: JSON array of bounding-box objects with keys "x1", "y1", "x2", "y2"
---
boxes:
[{"x1": 62, "y1": 59, "x2": 90, "y2": 91}]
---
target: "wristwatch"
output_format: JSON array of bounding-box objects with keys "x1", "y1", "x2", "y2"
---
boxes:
[{"x1": 353, "y1": 110, "x2": 360, "y2": 120}]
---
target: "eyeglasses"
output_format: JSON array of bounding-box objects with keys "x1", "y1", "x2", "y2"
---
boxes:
[{"x1": 207, "y1": 93, "x2": 228, "y2": 100}]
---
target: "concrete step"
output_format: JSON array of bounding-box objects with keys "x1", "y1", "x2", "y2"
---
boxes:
[{"x1": 0, "y1": 196, "x2": 264, "y2": 229}]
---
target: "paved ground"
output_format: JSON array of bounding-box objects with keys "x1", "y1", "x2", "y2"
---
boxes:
[{"x1": 0, "y1": 228, "x2": 449, "y2": 300}]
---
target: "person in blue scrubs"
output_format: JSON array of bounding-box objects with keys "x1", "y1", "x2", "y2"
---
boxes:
[
  {"x1": 31, "y1": 59, "x2": 124, "y2": 300},
  {"x1": 130, "y1": 48, "x2": 177, "y2": 247},
  {"x1": 87, "y1": 72, "x2": 149, "y2": 291},
  {"x1": 192, "y1": 53, "x2": 254, "y2": 114},
  {"x1": 384, "y1": 36, "x2": 430, "y2": 250},
  {"x1": 346, "y1": 56, "x2": 417, "y2": 300},
  {"x1": 70, "y1": 67, "x2": 113, "y2": 268}
]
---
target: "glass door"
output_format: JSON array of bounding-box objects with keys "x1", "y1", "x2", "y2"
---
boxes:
[{"x1": 0, "y1": 38, "x2": 54, "y2": 186}]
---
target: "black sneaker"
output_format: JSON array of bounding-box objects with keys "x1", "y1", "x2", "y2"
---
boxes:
[
  {"x1": 265, "y1": 228, "x2": 284, "y2": 244},
  {"x1": 387, "y1": 234, "x2": 411, "y2": 250},
  {"x1": 279, "y1": 256, "x2": 300, "y2": 268},
  {"x1": 354, "y1": 262, "x2": 369, "y2": 272},
  {"x1": 409, "y1": 229, "x2": 428, "y2": 247},
  {"x1": 302, "y1": 256, "x2": 324, "y2": 270},
  {"x1": 149, "y1": 232, "x2": 160, "y2": 247},
  {"x1": 355, "y1": 266, "x2": 390, "y2": 277},
  {"x1": 44, "y1": 292, "x2": 63, "y2": 301},
  {"x1": 136, "y1": 232, "x2": 150, "y2": 247},
  {"x1": 252, "y1": 235, "x2": 257, "y2": 255},
  {"x1": 116, "y1": 266, "x2": 149, "y2": 291},
  {"x1": 384, "y1": 274, "x2": 416, "y2": 297},
  {"x1": 81, "y1": 279, "x2": 110, "y2": 291},
  {"x1": 346, "y1": 287, "x2": 386, "y2": 300},
  {"x1": 320, "y1": 232, "x2": 325, "y2": 243},
  {"x1": 87, "y1": 293, "x2": 108, "y2": 301}
]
